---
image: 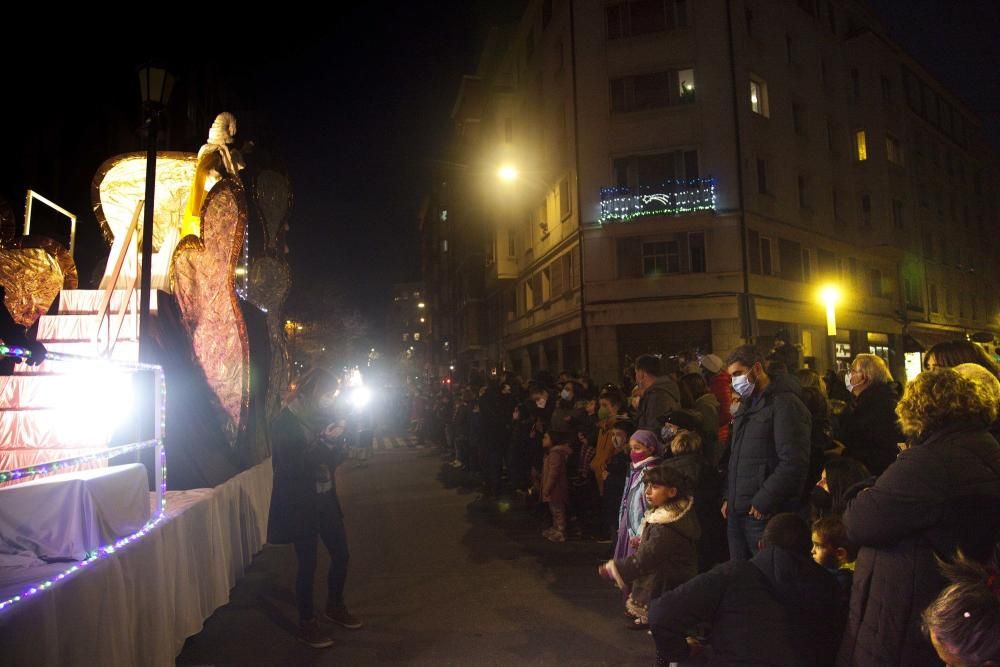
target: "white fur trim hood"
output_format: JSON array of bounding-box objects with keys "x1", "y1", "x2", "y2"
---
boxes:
[{"x1": 641, "y1": 497, "x2": 694, "y2": 528}]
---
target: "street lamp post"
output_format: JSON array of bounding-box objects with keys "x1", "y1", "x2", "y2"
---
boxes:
[
  {"x1": 820, "y1": 284, "x2": 841, "y2": 372},
  {"x1": 137, "y1": 64, "x2": 174, "y2": 362}
]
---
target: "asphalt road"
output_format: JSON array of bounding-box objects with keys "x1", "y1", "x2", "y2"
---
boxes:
[{"x1": 176, "y1": 438, "x2": 653, "y2": 666}]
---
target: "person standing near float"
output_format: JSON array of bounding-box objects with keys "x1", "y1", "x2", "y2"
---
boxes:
[{"x1": 267, "y1": 367, "x2": 363, "y2": 649}]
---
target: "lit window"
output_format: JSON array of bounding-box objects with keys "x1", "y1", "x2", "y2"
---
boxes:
[
  {"x1": 440, "y1": 210, "x2": 448, "y2": 222},
  {"x1": 442, "y1": 239, "x2": 448, "y2": 252},
  {"x1": 855, "y1": 130, "x2": 868, "y2": 161},
  {"x1": 677, "y1": 68, "x2": 695, "y2": 102},
  {"x1": 750, "y1": 78, "x2": 768, "y2": 116},
  {"x1": 414, "y1": 333, "x2": 421, "y2": 341}
]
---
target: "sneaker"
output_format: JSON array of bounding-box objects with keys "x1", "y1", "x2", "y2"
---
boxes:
[
  {"x1": 545, "y1": 530, "x2": 566, "y2": 543},
  {"x1": 297, "y1": 619, "x2": 334, "y2": 648},
  {"x1": 324, "y1": 604, "x2": 363, "y2": 630}
]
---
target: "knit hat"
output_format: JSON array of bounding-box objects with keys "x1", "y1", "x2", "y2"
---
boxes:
[
  {"x1": 629, "y1": 429, "x2": 661, "y2": 454},
  {"x1": 661, "y1": 410, "x2": 702, "y2": 432},
  {"x1": 700, "y1": 353, "x2": 724, "y2": 374}
]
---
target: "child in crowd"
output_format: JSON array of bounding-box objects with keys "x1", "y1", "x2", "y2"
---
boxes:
[
  {"x1": 615, "y1": 429, "x2": 662, "y2": 560},
  {"x1": 541, "y1": 430, "x2": 573, "y2": 543},
  {"x1": 811, "y1": 515, "x2": 857, "y2": 609},
  {"x1": 599, "y1": 465, "x2": 700, "y2": 628},
  {"x1": 599, "y1": 418, "x2": 633, "y2": 547},
  {"x1": 921, "y1": 549, "x2": 1000, "y2": 667}
]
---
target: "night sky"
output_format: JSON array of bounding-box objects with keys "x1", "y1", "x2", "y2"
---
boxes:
[{"x1": 0, "y1": 1, "x2": 996, "y2": 337}]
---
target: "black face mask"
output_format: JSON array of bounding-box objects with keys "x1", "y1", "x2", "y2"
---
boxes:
[{"x1": 810, "y1": 486, "x2": 833, "y2": 516}]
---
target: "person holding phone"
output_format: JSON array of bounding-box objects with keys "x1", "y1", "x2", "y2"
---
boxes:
[{"x1": 267, "y1": 367, "x2": 362, "y2": 649}]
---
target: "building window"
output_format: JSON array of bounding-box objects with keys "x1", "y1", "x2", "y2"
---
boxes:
[
  {"x1": 786, "y1": 34, "x2": 795, "y2": 65},
  {"x1": 832, "y1": 189, "x2": 840, "y2": 220},
  {"x1": 760, "y1": 236, "x2": 776, "y2": 276},
  {"x1": 442, "y1": 239, "x2": 449, "y2": 252},
  {"x1": 892, "y1": 200, "x2": 904, "y2": 229},
  {"x1": 881, "y1": 75, "x2": 892, "y2": 104},
  {"x1": 642, "y1": 240, "x2": 680, "y2": 276},
  {"x1": 792, "y1": 103, "x2": 805, "y2": 136},
  {"x1": 860, "y1": 194, "x2": 872, "y2": 227},
  {"x1": 750, "y1": 78, "x2": 769, "y2": 116},
  {"x1": 886, "y1": 135, "x2": 903, "y2": 165},
  {"x1": 542, "y1": 0, "x2": 553, "y2": 29},
  {"x1": 798, "y1": 173, "x2": 808, "y2": 208},
  {"x1": 507, "y1": 229, "x2": 516, "y2": 257},
  {"x1": 559, "y1": 178, "x2": 571, "y2": 219},
  {"x1": 855, "y1": 130, "x2": 868, "y2": 161},
  {"x1": 756, "y1": 158, "x2": 768, "y2": 194},
  {"x1": 440, "y1": 210, "x2": 448, "y2": 222},
  {"x1": 689, "y1": 232, "x2": 706, "y2": 273},
  {"x1": 613, "y1": 149, "x2": 699, "y2": 187},
  {"x1": 606, "y1": 0, "x2": 688, "y2": 39},
  {"x1": 677, "y1": 68, "x2": 696, "y2": 102},
  {"x1": 802, "y1": 248, "x2": 812, "y2": 283},
  {"x1": 610, "y1": 69, "x2": 696, "y2": 112},
  {"x1": 850, "y1": 68, "x2": 861, "y2": 99},
  {"x1": 869, "y1": 269, "x2": 883, "y2": 298},
  {"x1": 402, "y1": 333, "x2": 409, "y2": 341},
  {"x1": 413, "y1": 333, "x2": 421, "y2": 342}
]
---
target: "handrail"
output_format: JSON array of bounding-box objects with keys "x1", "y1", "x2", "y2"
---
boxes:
[
  {"x1": 24, "y1": 190, "x2": 78, "y2": 257},
  {"x1": 94, "y1": 200, "x2": 144, "y2": 357}
]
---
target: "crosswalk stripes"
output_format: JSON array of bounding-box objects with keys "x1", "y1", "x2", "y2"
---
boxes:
[{"x1": 373, "y1": 434, "x2": 417, "y2": 451}]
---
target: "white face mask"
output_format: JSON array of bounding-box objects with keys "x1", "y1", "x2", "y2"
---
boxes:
[
  {"x1": 731, "y1": 372, "x2": 755, "y2": 399},
  {"x1": 560, "y1": 389, "x2": 571, "y2": 401},
  {"x1": 661, "y1": 424, "x2": 677, "y2": 442}
]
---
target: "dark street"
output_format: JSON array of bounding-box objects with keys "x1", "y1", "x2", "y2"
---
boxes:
[{"x1": 176, "y1": 438, "x2": 650, "y2": 665}]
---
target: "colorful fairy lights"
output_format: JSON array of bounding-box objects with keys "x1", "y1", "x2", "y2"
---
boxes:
[{"x1": 0, "y1": 349, "x2": 168, "y2": 613}]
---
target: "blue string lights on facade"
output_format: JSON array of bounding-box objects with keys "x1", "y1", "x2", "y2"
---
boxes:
[{"x1": 599, "y1": 177, "x2": 717, "y2": 224}]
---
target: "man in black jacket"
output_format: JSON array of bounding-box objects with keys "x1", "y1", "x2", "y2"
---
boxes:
[
  {"x1": 722, "y1": 345, "x2": 811, "y2": 560},
  {"x1": 633, "y1": 354, "x2": 681, "y2": 431},
  {"x1": 649, "y1": 513, "x2": 842, "y2": 666}
]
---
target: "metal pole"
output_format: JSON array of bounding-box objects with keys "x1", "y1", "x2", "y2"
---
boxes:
[{"x1": 139, "y1": 107, "x2": 158, "y2": 362}]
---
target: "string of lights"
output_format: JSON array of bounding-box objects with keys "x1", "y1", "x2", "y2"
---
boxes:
[
  {"x1": 0, "y1": 348, "x2": 168, "y2": 613},
  {"x1": 599, "y1": 177, "x2": 717, "y2": 224}
]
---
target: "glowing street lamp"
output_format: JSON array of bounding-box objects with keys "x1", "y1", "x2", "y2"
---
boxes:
[
  {"x1": 417, "y1": 302, "x2": 426, "y2": 309},
  {"x1": 498, "y1": 164, "x2": 520, "y2": 183},
  {"x1": 819, "y1": 284, "x2": 841, "y2": 336}
]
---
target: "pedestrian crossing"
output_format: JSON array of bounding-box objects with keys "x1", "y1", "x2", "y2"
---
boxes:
[{"x1": 373, "y1": 434, "x2": 418, "y2": 450}]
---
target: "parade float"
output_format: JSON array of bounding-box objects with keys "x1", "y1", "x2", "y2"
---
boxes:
[{"x1": 0, "y1": 113, "x2": 292, "y2": 664}]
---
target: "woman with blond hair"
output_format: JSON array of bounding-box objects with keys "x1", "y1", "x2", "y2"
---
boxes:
[
  {"x1": 837, "y1": 369, "x2": 1000, "y2": 666},
  {"x1": 834, "y1": 353, "x2": 903, "y2": 475}
]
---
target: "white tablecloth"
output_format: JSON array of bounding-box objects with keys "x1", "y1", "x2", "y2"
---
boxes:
[
  {"x1": 0, "y1": 464, "x2": 150, "y2": 565},
  {"x1": 0, "y1": 458, "x2": 272, "y2": 666}
]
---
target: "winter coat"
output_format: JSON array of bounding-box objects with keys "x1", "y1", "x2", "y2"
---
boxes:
[
  {"x1": 615, "y1": 456, "x2": 662, "y2": 560},
  {"x1": 708, "y1": 370, "x2": 733, "y2": 432},
  {"x1": 693, "y1": 392, "x2": 721, "y2": 466},
  {"x1": 607, "y1": 499, "x2": 700, "y2": 618},
  {"x1": 636, "y1": 376, "x2": 681, "y2": 431},
  {"x1": 834, "y1": 381, "x2": 902, "y2": 476},
  {"x1": 541, "y1": 443, "x2": 572, "y2": 505},
  {"x1": 649, "y1": 545, "x2": 842, "y2": 666},
  {"x1": 267, "y1": 407, "x2": 346, "y2": 544},
  {"x1": 590, "y1": 415, "x2": 627, "y2": 495},
  {"x1": 726, "y1": 373, "x2": 811, "y2": 515},
  {"x1": 837, "y1": 421, "x2": 1000, "y2": 667}
]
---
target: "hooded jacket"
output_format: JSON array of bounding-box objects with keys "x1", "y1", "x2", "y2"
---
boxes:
[
  {"x1": 614, "y1": 455, "x2": 661, "y2": 559},
  {"x1": 541, "y1": 443, "x2": 572, "y2": 505},
  {"x1": 726, "y1": 372, "x2": 811, "y2": 515},
  {"x1": 606, "y1": 499, "x2": 700, "y2": 617},
  {"x1": 636, "y1": 376, "x2": 681, "y2": 431},
  {"x1": 649, "y1": 545, "x2": 841, "y2": 666}
]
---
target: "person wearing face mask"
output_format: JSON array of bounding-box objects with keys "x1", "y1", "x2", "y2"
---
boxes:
[
  {"x1": 833, "y1": 354, "x2": 903, "y2": 476},
  {"x1": 615, "y1": 429, "x2": 664, "y2": 562},
  {"x1": 633, "y1": 354, "x2": 682, "y2": 432},
  {"x1": 722, "y1": 345, "x2": 812, "y2": 560},
  {"x1": 590, "y1": 388, "x2": 629, "y2": 496},
  {"x1": 549, "y1": 380, "x2": 584, "y2": 432},
  {"x1": 267, "y1": 367, "x2": 362, "y2": 648}
]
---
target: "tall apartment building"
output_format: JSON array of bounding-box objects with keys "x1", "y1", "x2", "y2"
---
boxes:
[{"x1": 422, "y1": 0, "x2": 1000, "y2": 384}]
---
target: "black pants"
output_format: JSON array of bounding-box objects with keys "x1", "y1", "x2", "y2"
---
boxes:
[{"x1": 293, "y1": 496, "x2": 349, "y2": 622}]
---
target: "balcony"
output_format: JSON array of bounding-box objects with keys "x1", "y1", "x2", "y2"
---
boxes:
[{"x1": 600, "y1": 177, "x2": 716, "y2": 224}]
